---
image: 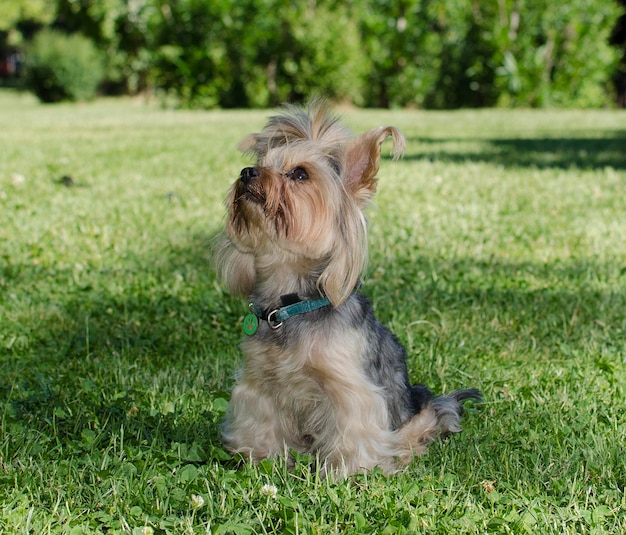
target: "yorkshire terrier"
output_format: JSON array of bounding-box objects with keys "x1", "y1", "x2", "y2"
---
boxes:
[{"x1": 215, "y1": 100, "x2": 480, "y2": 478}]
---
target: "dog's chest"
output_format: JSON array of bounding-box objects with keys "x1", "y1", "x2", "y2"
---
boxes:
[{"x1": 241, "y1": 322, "x2": 368, "y2": 393}]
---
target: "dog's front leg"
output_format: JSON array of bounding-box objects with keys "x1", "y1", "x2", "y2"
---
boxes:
[
  {"x1": 221, "y1": 377, "x2": 285, "y2": 461},
  {"x1": 308, "y1": 362, "x2": 398, "y2": 478},
  {"x1": 326, "y1": 380, "x2": 398, "y2": 477}
]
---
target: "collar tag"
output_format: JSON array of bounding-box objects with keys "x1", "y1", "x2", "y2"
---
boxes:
[{"x1": 243, "y1": 313, "x2": 259, "y2": 336}]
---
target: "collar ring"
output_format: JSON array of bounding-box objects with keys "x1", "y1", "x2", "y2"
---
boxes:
[{"x1": 266, "y1": 309, "x2": 283, "y2": 329}]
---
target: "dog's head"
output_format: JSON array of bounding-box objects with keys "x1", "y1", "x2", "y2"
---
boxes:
[{"x1": 216, "y1": 100, "x2": 405, "y2": 305}]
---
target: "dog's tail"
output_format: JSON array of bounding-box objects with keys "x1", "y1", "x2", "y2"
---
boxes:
[{"x1": 410, "y1": 385, "x2": 481, "y2": 435}]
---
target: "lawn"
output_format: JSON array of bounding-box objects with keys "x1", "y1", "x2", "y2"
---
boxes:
[{"x1": 1, "y1": 89, "x2": 625, "y2": 534}]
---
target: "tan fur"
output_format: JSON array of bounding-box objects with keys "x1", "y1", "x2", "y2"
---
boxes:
[{"x1": 215, "y1": 101, "x2": 478, "y2": 479}]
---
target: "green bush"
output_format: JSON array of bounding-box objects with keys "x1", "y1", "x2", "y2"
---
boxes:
[
  {"x1": 25, "y1": 30, "x2": 105, "y2": 103},
  {"x1": 147, "y1": 0, "x2": 367, "y2": 109},
  {"x1": 359, "y1": 0, "x2": 621, "y2": 109},
  {"x1": 488, "y1": 0, "x2": 621, "y2": 108},
  {"x1": 9, "y1": 0, "x2": 623, "y2": 108}
]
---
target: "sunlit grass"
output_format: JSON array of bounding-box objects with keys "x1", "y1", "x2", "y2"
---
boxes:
[{"x1": 1, "y1": 90, "x2": 625, "y2": 533}]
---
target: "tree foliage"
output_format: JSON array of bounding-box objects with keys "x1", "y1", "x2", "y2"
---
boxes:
[
  {"x1": 2, "y1": 0, "x2": 623, "y2": 108},
  {"x1": 145, "y1": 0, "x2": 366, "y2": 108},
  {"x1": 0, "y1": 0, "x2": 52, "y2": 37},
  {"x1": 360, "y1": 0, "x2": 621, "y2": 108}
]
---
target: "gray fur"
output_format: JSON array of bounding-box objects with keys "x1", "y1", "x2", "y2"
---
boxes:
[{"x1": 216, "y1": 101, "x2": 481, "y2": 478}]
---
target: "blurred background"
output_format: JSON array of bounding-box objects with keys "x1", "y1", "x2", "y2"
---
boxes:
[{"x1": 1, "y1": 0, "x2": 625, "y2": 109}]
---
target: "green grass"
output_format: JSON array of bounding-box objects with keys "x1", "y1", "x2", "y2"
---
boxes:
[{"x1": 1, "y1": 89, "x2": 625, "y2": 534}]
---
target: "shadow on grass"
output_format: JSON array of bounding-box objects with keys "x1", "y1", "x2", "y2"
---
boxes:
[
  {"x1": 1, "y1": 230, "x2": 239, "y2": 463},
  {"x1": 3, "y1": 229, "x2": 625, "y2": 465},
  {"x1": 369, "y1": 255, "x2": 626, "y2": 356},
  {"x1": 405, "y1": 132, "x2": 626, "y2": 169}
]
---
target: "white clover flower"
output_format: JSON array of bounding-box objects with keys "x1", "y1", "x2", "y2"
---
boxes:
[
  {"x1": 191, "y1": 494, "x2": 205, "y2": 510},
  {"x1": 140, "y1": 527, "x2": 154, "y2": 535},
  {"x1": 260, "y1": 484, "x2": 278, "y2": 498},
  {"x1": 11, "y1": 173, "x2": 25, "y2": 186}
]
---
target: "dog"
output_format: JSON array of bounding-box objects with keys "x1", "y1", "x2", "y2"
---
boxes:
[{"x1": 215, "y1": 100, "x2": 480, "y2": 478}]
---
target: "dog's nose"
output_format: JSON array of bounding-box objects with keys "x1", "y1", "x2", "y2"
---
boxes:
[{"x1": 240, "y1": 167, "x2": 260, "y2": 185}]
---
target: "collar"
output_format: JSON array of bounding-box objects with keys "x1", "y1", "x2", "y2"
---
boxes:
[
  {"x1": 248, "y1": 293, "x2": 331, "y2": 332},
  {"x1": 242, "y1": 282, "x2": 361, "y2": 336}
]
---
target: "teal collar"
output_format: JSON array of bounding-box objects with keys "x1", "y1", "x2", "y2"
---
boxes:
[
  {"x1": 242, "y1": 282, "x2": 361, "y2": 335},
  {"x1": 251, "y1": 295, "x2": 331, "y2": 329},
  {"x1": 243, "y1": 294, "x2": 331, "y2": 334}
]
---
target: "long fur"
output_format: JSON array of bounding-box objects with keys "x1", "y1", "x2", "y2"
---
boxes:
[{"x1": 215, "y1": 101, "x2": 480, "y2": 478}]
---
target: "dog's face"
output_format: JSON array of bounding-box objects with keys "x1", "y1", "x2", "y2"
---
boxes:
[
  {"x1": 217, "y1": 101, "x2": 405, "y2": 305},
  {"x1": 228, "y1": 141, "x2": 347, "y2": 259}
]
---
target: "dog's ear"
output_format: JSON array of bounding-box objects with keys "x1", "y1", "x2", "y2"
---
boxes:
[
  {"x1": 317, "y1": 200, "x2": 368, "y2": 307},
  {"x1": 213, "y1": 233, "x2": 256, "y2": 297},
  {"x1": 344, "y1": 126, "x2": 405, "y2": 206}
]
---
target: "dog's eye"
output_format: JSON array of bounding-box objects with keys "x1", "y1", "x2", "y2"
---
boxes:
[{"x1": 288, "y1": 166, "x2": 309, "y2": 181}]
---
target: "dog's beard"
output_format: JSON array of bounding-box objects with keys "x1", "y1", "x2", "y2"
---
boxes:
[{"x1": 228, "y1": 164, "x2": 342, "y2": 260}]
